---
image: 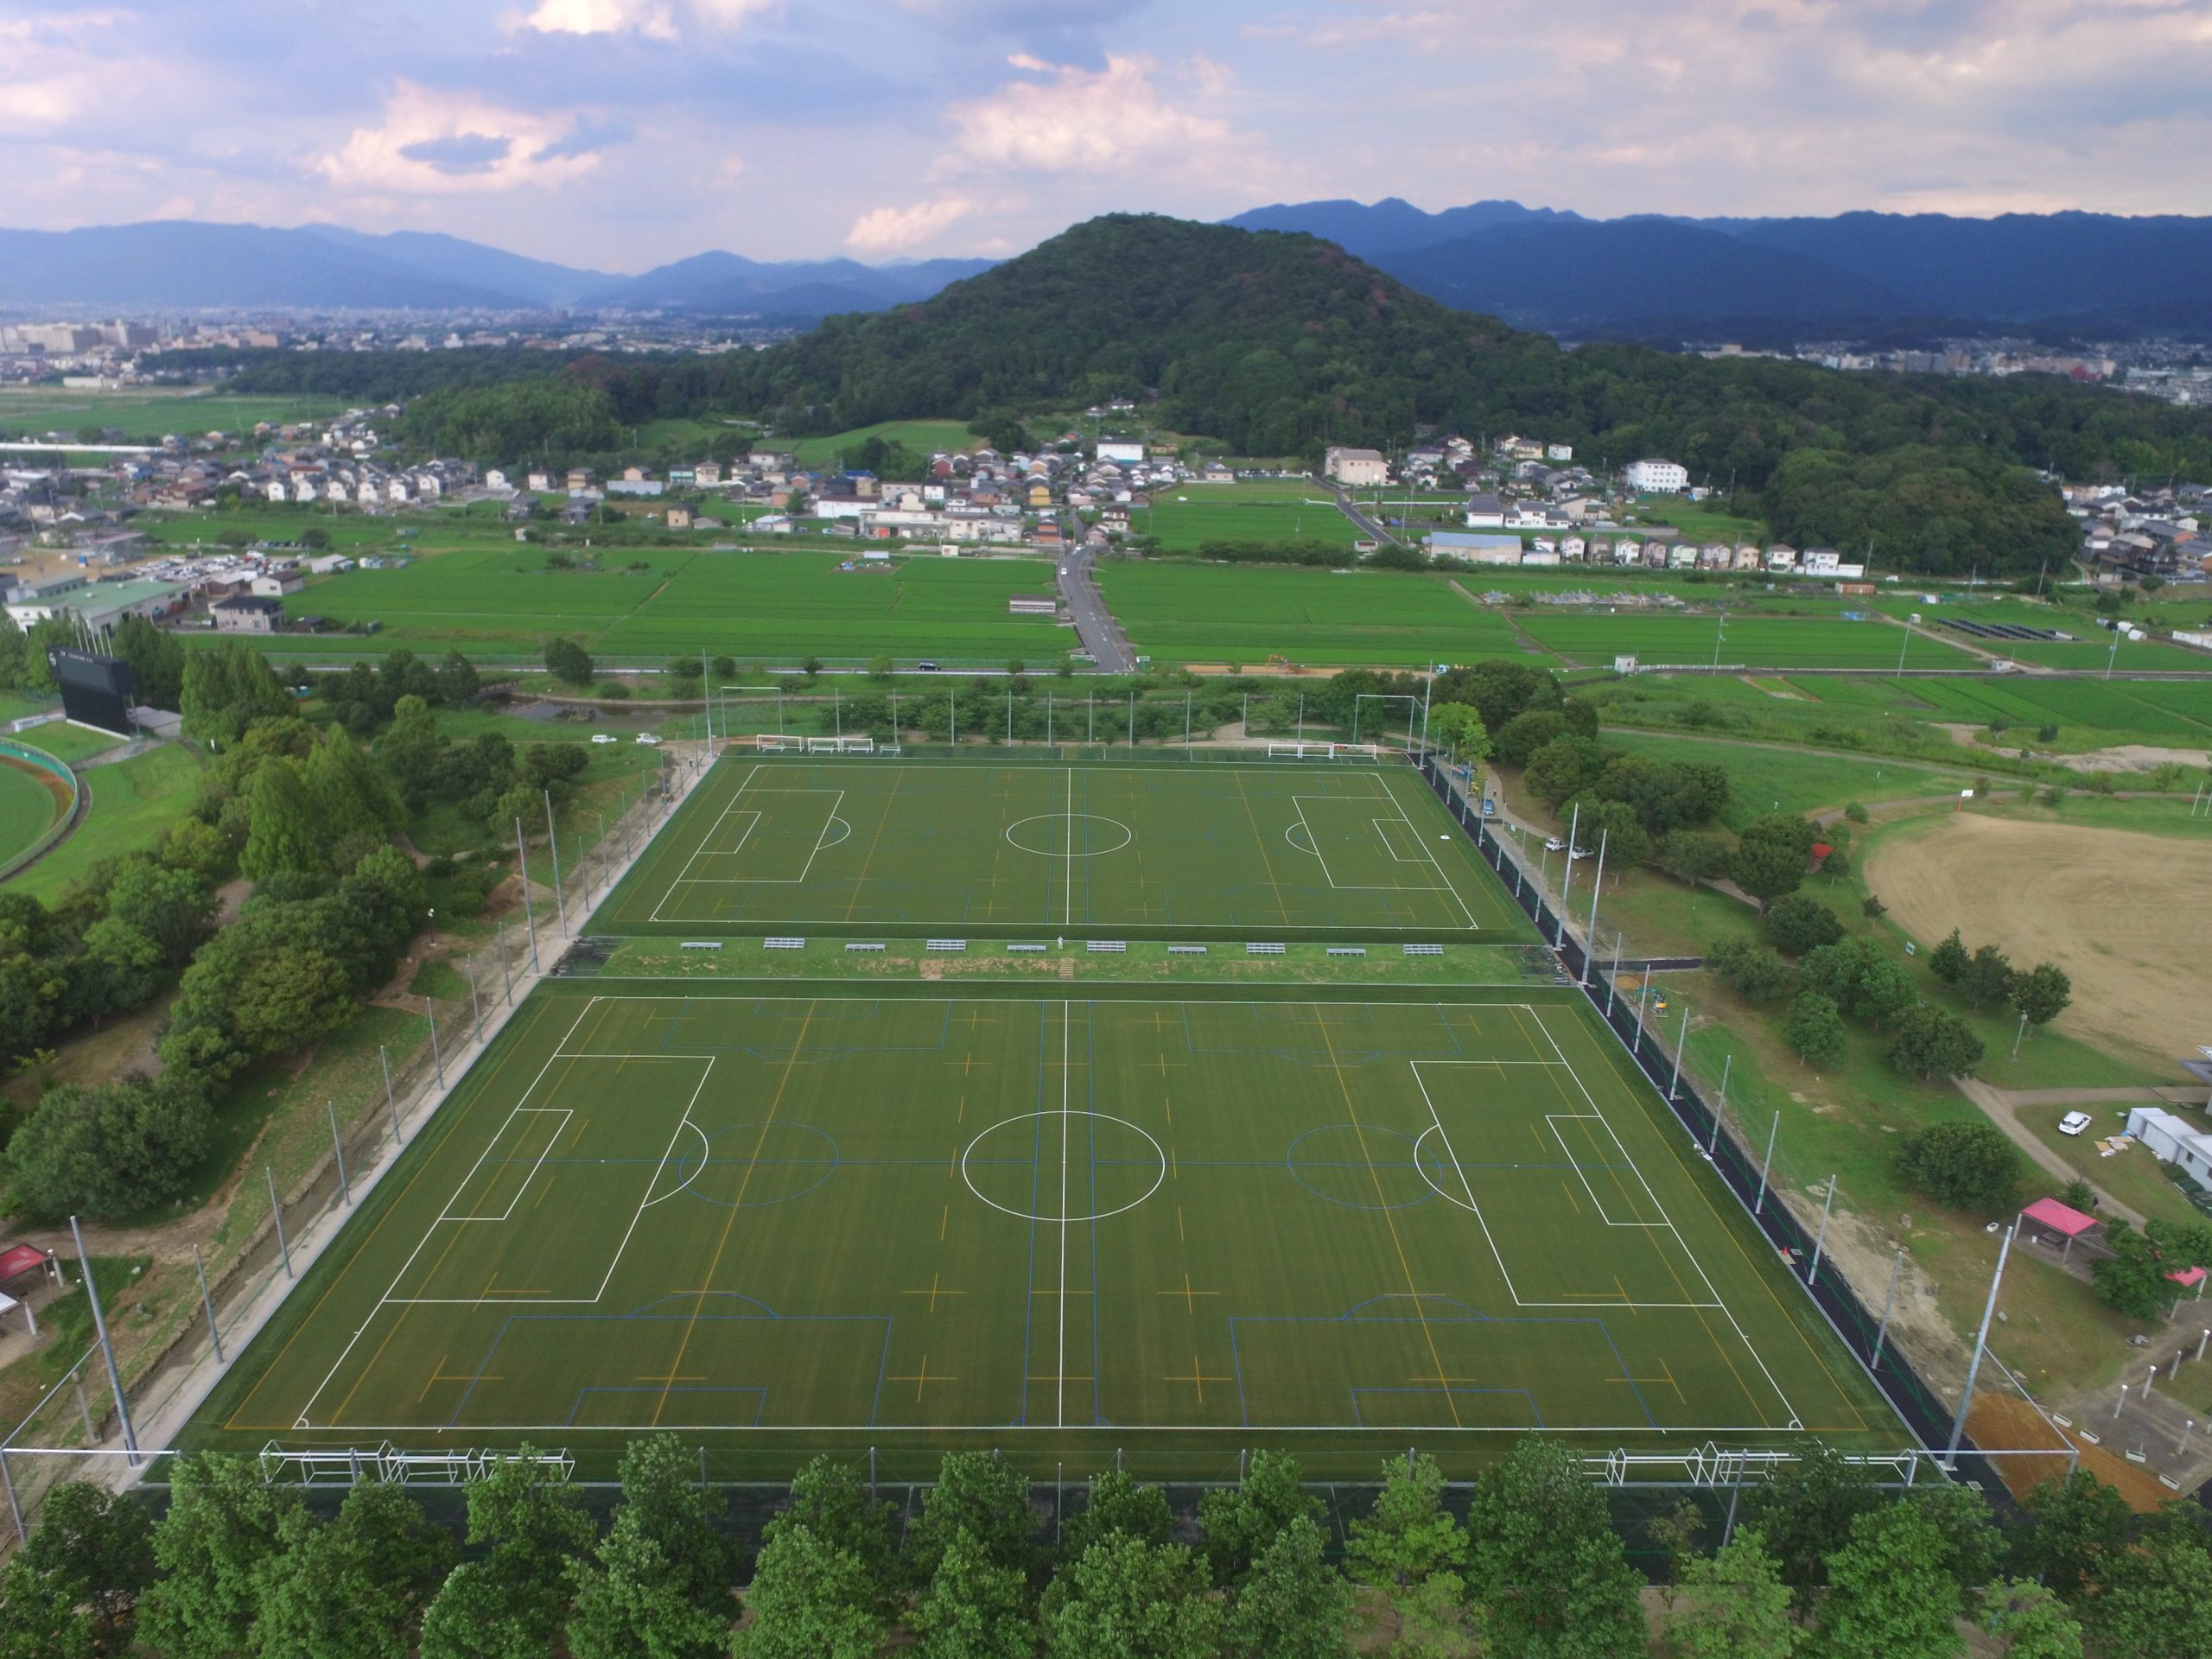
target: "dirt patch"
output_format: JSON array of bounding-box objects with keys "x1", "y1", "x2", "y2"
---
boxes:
[
  {"x1": 2058, "y1": 742, "x2": 2210, "y2": 775},
  {"x1": 1966, "y1": 1393, "x2": 2177, "y2": 1510},
  {"x1": 1865, "y1": 814, "x2": 2212, "y2": 1065}
]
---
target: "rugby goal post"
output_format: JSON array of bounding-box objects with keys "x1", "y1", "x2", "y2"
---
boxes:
[{"x1": 1266, "y1": 741, "x2": 1386, "y2": 762}]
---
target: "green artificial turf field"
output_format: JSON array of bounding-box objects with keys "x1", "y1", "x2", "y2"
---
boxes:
[
  {"x1": 594, "y1": 757, "x2": 1527, "y2": 938},
  {"x1": 190, "y1": 985, "x2": 1896, "y2": 1475}
]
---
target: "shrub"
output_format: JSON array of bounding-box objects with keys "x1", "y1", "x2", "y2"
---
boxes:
[
  {"x1": 1765, "y1": 894, "x2": 1846, "y2": 957},
  {"x1": 1896, "y1": 1120, "x2": 2022, "y2": 1211}
]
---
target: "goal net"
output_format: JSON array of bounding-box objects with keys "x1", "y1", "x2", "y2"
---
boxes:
[
  {"x1": 753, "y1": 734, "x2": 806, "y2": 752},
  {"x1": 806, "y1": 735, "x2": 875, "y2": 754},
  {"x1": 1267, "y1": 741, "x2": 1385, "y2": 762}
]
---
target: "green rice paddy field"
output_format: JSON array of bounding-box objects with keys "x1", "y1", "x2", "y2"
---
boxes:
[
  {"x1": 1142, "y1": 482, "x2": 1363, "y2": 552},
  {"x1": 295, "y1": 548, "x2": 1071, "y2": 664},
  {"x1": 1096, "y1": 563, "x2": 1523, "y2": 665},
  {"x1": 0, "y1": 389, "x2": 346, "y2": 442},
  {"x1": 183, "y1": 754, "x2": 1900, "y2": 1478}
]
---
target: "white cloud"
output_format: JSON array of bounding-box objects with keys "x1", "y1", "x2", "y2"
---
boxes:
[
  {"x1": 520, "y1": 0, "x2": 775, "y2": 38},
  {"x1": 846, "y1": 193, "x2": 980, "y2": 253},
  {"x1": 944, "y1": 54, "x2": 1234, "y2": 174},
  {"x1": 315, "y1": 82, "x2": 607, "y2": 195}
]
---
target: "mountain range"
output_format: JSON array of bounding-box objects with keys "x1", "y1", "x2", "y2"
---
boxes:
[
  {"x1": 0, "y1": 221, "x2": 995, "y2": 319},
  {"x1": 4, "y1": 203, "x2": 2211, "y2": 339},
  {"x1": 1224, "y1": 200, "x2": 2212, "y2": 338}
]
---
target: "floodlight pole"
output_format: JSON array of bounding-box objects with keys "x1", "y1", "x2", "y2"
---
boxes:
[
  {"x1": 1754, "y1": 1111, "x2": 1779, "y2": 1217},
  {"x1": 1872, "y1": 1248, "x2": 1905, "y2": 1370},
  {"x1": 71, "y1": 1217, "x2": 138, "y2": 1466},
  {"x1": 1808, "y1": 1173, "x2": 1836, "y2": 1284},
  {"x1": 1606, "y1": 934, "x2": 1622, "y2": 1015},
  {"x1": 267, "y1": 1166, "x2": 291, "y2": 1277},
  {"x1": 701, "y1": 650, "x2": 711, "y2": 740},
  {"x1": 427, "y1": 998, "x2": 444, "y2": 1090},
  {"x1": 194, "y1": 1244, "x2": 223, "y2": 1364},
  {"x1": 380, "y1": 1045, "x2": 401, "y2": 1145},
  {"x1": 543, "y1": 792, "x2": 567, "y2": 937},
  {"x1": 1669, "y1": 1001, "x2": 1689, "y2": 1100},
  {"x1": 1632, "y1": 977, "x2": 1649, "y2": 1052},
  {"x1": 327, "y1": 1100, "x2": 351, "y2": 1205},
  {"x1": 515, "y1": 819, "x2": 540, "y2": 975},
  {"x1": 1710, "y1": 1053, "x2": 1732, "y2": 1152},
  {"x1": 1580, "y1": 829, "x2": 1607, "y2": 986},
  {"x1": 1946, "y1": 1223, "x2": 2015, "y2": 1465},
  {"x1": 594, "y1": 813, "x2": 607, "y2": 897},
  {"x1": 467, "y1": 954, "x2": 482, "y2": 1044},
  {"x1": 1554, "y1": 803, "x2": 1580, "y2": 950}
]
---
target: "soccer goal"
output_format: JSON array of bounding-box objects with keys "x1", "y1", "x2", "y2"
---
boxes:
[
  {"x1": 753, "y1": 734, "x2": 807, "y2": 753},
  {"x1": 1267, "y1": 741, "x2": 1385, "y2": 762},
  {"x1": 806, "y1": 735, "x2": 875, "y2": 754}
]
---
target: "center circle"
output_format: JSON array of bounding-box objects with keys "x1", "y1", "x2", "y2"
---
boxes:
[
  {"x1": 1003, "y1": 813, "x2": 1135, "y2": 857},
  {"x1": 962, "y1": 1111, "x2": 1166, "y2": 1222}
]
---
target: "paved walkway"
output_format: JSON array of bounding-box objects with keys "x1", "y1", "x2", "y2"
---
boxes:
[{"x1": 1956, "y1": 1078, "x2": 2151, "y2": 1227}]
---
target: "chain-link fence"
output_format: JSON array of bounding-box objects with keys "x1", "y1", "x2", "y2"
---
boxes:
[{"x1": 0, "y1": 746, "x2": 717, "y2": 1554}]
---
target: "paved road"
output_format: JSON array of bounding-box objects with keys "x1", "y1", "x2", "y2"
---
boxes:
[
  {"x1": 1057, "y1": 543, "x2": 1135, "y2": 672},
  {"x1": 1328, "y1": 482, "x2": 1405, "y2": 549}
]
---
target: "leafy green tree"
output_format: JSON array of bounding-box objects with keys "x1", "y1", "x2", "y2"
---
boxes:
[
  {"x1": 1198, "y1": 1449, "x2": 1320, "y2": 1585},
  {"x1": 2012, "y1": 1471, "x2": 2131, "y2": 1601},
  {"x1": 1491, "y1": 708, "x2": 1572, "y2": 766},
  {"x1": 1063, "y1": 1469, "x2": 1173, "y2": 1561},
  {"x1": 567, "y1": 1435, "x2": 735, "y2": 1659},
  {"x1": 0, "y1": 1558, "x2": 96, "y2": 1659},
  {"x1": 1224, "y1": 1515, "x2": 1350, "y2": 1659},
  {"x1": 868, "y1": 654, "x2": 895, "y2": 682},
  {"x1": 1428, "y1": 700, "x2": 1489, "y2": 763},
  {"x1": 1348, "y1": 1452, "x2": 1467, "y2": 1594},
  {"x1": 304, "y1": 726, "x2": 406, "y2": 846},
  {"x1": 1522, "y1": 734, "x2": 1605, "y2": 805},
  {"x1": 1657, "y1": 827, "x2": 1735, "y2": 887},
  {"x1": 111, "y1": 613, "x2": 189, "y2": 710},
  {"x1": 1663, "y1": 1527, "x2": 1801, "y2": 1659},
  {"x1": 254, "y1": 1479, "x2": 456, "y2": 1659},
  {"x1": 1910, "y1": 1480, "x2": 2004, "y2": 1602},
  {"x1": 2084, "y1": 1521, "x2": 2212, "y2": 1659},
  {"x1": 0, "y1": 611, "x2": 34, "y2": 692},
  {"x1": 734, "y1": 1523, "x2": 881, "y2": 1659},
  {"x1": 1929, "y1": 930, "x2": 1970, "y2": 984},
  {"x1": 1041, "y1": 1535, "x2": 1220, "y2": 1659},
  {"x1": 1812, "y1": 1502, "x2": 1964, "y2": 1659},
  {"x1": 1960, "y1": 943, "x2": 2015, "y2": 1011},
  {"x1": 544, "y1": 637, "x2": 594, "y2": 687},
  {"x1": 20, "y1": 1479, "x2": 156, "y2": 1640},
  {"x1": 1895, "y1": 1120, "x2": 2021, "y2": 1209},
  {"x1": 377, "y1": 693, "x2": 447, "y2": 806},
  {"x1": 3, "y1": 1073, "x2": 213, "y2": 1220},
  {"x1": 766, "y1": 1457, "x2": 899, "y2": 1613},
  {"x1": 1465, "y1": 1438, "x2": 1643, "y2": 1658},
  {"x1": 1742, "y1": 1440, "x2": 1882, "y2": 1606},
  {"x1": 1765, "y1": 894, "x2": 1846, "y2": 957},
  {"x1": 2089, "y1": 1218, "x2": 2212, "y2": 1320},
  {"x1": 1710, "y1": 938, "x2": 1796, "y2": 1003},
  {"x1": 1888, "y1": 1004, "x2": 1986, "y2": 1081},
  {"x1": 181, "y1": 643, "x2": 293, "y2": 745},
  {"x1": 419, "y1": 1447, "x2": 595, "y2": 1659},
  {"x1": 906, "y1": 1452, "x2": 1039, "y2": 1587},
  {"x1": 1731, "y1": 814, "x2": 1816, "y2": 912},
  {"x1": 238, "y1": 759, "x2": 323, "y2": 881},
  {"x1": 2008, "y1": 963, "x2": 2071, "y2": 1032},
  {"x1": 1785, "y1": 991, "x2": 1849, "y2": 1069},
  {"x1": 1980, "y1": 1580, "x2": 2083, "y2": 1659},
  {"x1": 908, "y1": 1528, "x2": 1038, "y2": 1659},
  {"x1": 140, "y1": 1453, "x2": 302, "y2": 1658}
]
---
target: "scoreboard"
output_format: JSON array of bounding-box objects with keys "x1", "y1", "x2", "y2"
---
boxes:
[{"x1": 47, "y1": 647, "x2": 135, "y2": 737}]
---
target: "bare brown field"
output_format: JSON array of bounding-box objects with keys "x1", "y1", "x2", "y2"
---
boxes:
[{"x1": 1865, "y1": 814, "x2": 2210, "y2": 1065}]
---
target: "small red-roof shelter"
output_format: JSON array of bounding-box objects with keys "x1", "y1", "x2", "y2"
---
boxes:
[
  {"x1": 2020, "y1": 1197, "x2": 2102, "y2": 1260},
  {"x1": 2164, "y1": 1265, "x2": 2206, "y2": 1289},
  {"x1": 0, "y1": 1243, "x2": 50, "y2": 1287}
]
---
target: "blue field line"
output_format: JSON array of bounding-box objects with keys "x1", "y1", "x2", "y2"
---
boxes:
[
  {"x1": 1351, "y1": 1387, "x2": 1543, "y2": 1429},
  {"x1": 566, "y1": 1387, "x2": 765, "y2": 1428},
  {"x1": 445, "y1": 1306, "x2": 890, "y2": 1431},
  {"x1": 869, "y1": 1320, "x2": 892, "y2": 1427}
]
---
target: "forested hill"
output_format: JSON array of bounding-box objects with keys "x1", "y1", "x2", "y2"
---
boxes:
[{"x1": 590, "y1": 214, "x2": 1521, "y2": 457}]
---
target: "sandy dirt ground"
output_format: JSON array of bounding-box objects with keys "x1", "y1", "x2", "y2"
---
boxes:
[
  {"x1": 1935, "y1": 721, "x2": 2209, "y2": 774},
  {"x1": 1865, "y1": 814, "x2": 2209, "y2": 1063}
]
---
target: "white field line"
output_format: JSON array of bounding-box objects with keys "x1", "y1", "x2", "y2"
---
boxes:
[
  {"x1": 662, "y1": 790, "x2": 846, "y2": 892},
  {"x1": 1057, "y1": 998, "x2": 1071, "y2": 1429},
  {"x1": 1525, "y1": 1006, "x2": 1802, "y2": 1426},
  {"x1": 440, "y1": 1109, "x2": 572, "y2": 1223},
  {"x1": 650, "y1": 764, "x2": 764, "y2": 921},
  {"x1": 1546, "y1": 1114, "x2": 1668, "y2": 1229}
]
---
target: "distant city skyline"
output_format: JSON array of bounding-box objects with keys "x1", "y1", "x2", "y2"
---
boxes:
[{"x1": 7, "y1": 0, "x2": 2209, "y2": 270}]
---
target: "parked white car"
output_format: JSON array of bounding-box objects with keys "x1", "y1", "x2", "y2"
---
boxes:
[
  {"x1": 2059, "y1": 1111, "x2": 2093, "y2": 1137},
  {"x1": 590, "y1": 734, "x2": 618, "y2": 745},
  {"x1": 634, "y1": 734, "x2": 662, "y2": 746}
]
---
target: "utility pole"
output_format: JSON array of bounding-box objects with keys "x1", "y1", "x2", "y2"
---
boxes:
[{"x1": 1946, "y1": 1224, "x2": 2016, "y2": 1465}]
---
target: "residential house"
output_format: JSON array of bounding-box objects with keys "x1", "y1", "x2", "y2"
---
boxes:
[{"x1": 212, "y1": 595, "x2": 282, "y2": 633}]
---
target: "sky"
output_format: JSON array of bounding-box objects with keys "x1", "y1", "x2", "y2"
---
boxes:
[{"x1": 6, "y1": 0, "x2": 2212, "y2": 272}]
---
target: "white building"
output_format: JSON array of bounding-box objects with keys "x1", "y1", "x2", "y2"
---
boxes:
[
  {"x1": 1096, "y1": 440, "x2": 1145, "y2": 465},
  {"x1": 1624, "y1": 459, "x2": 1689, "y2": 493},
  {"x1": 1324, "y1": 447, "x2": 1389, "y2": 487},
  {"x1": 2128, "y1": 1107, "x2": 2212, "y2": 1186}
]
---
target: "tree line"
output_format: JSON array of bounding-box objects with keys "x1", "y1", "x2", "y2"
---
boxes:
[
  {"x1": 4, "y1": 1438, "x2": 2208, "y2": 1657},
  {"x1": 0, "y1": 645, "x2": 590, "y2": 1223}
]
